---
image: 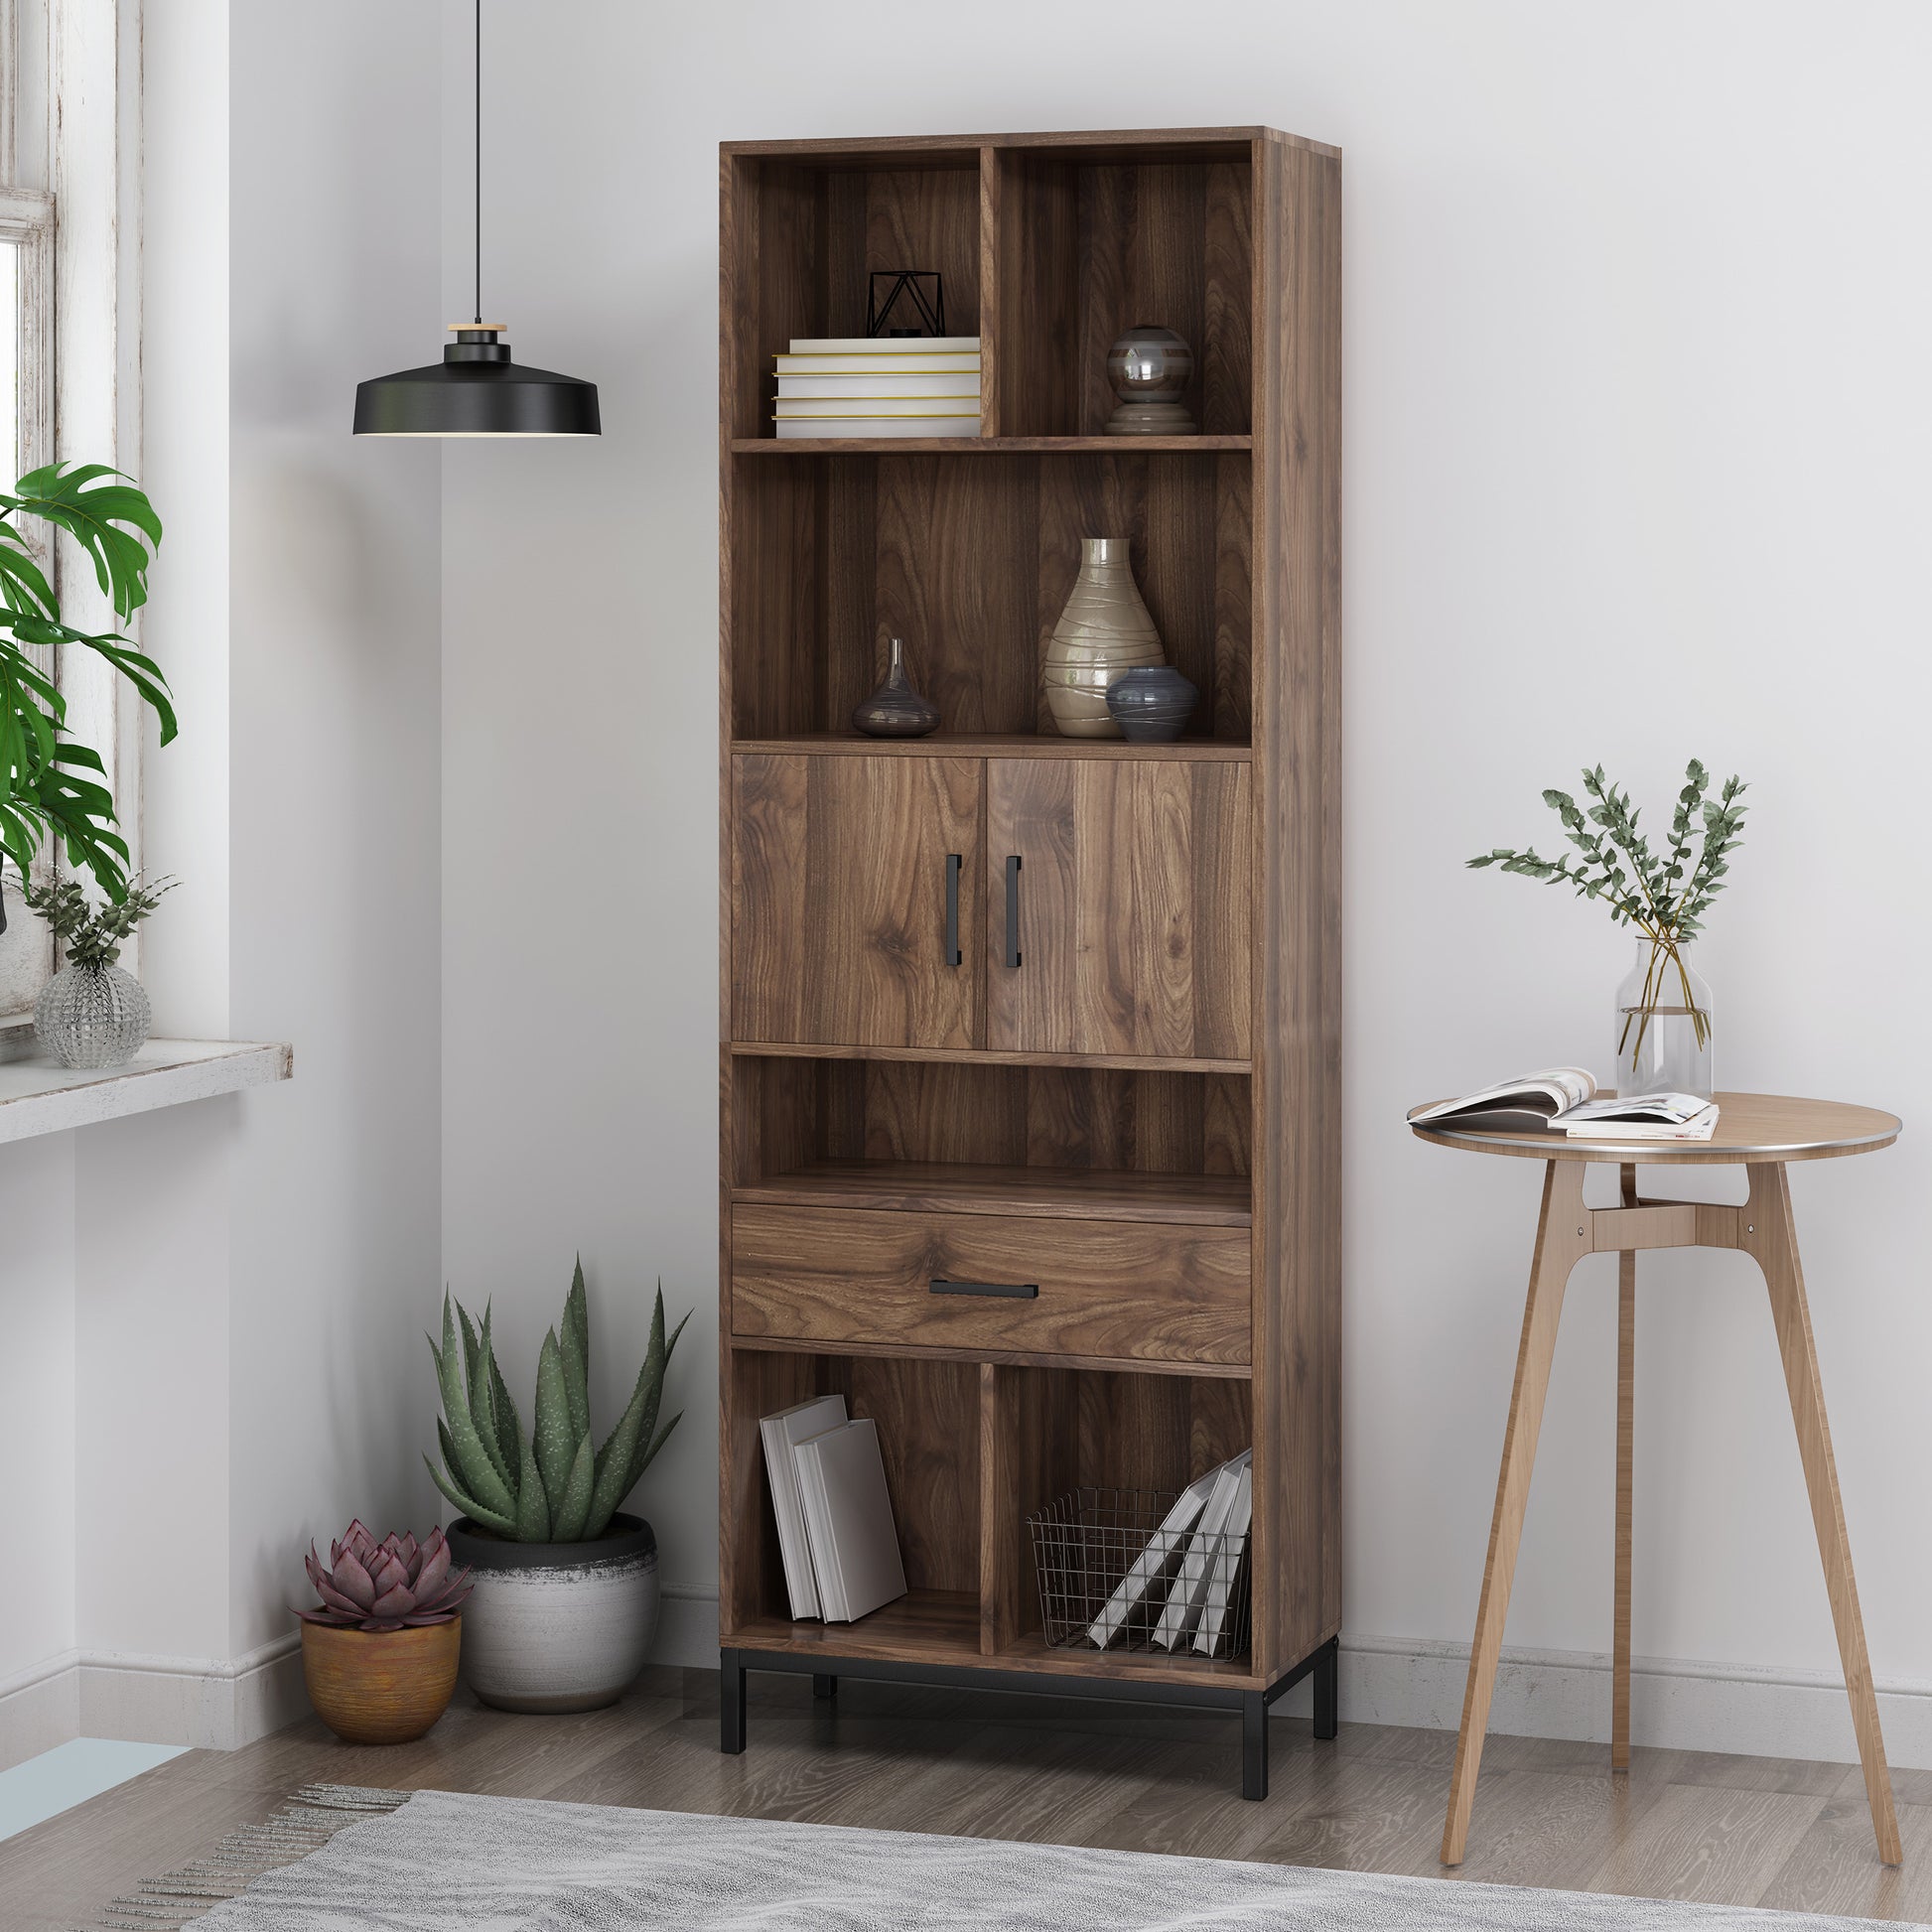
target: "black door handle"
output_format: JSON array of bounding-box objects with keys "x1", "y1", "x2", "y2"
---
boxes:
[
  {"x1": 944, "y1": 854, "x2": 962, "y2": 967},
  {"x1": 930, "y1": 1278, "x2": 1039, "y2": 1300},
  {"x1": 1005, "y1": 855, "x2": 1022, "y2": 968}
]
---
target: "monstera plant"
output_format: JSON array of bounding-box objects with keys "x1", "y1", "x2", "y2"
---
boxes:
[{"x1": 0, "y1": 463, "x2": 174, "y2": 904}]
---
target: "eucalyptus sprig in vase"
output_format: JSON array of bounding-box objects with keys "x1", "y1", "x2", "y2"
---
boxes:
[
  {"x1": 23, "y1": 873, "x2": 176, "y2": 1068},
  {"x1": 1469, "y1": 760, "x2": 1746, "y2": 1100}
]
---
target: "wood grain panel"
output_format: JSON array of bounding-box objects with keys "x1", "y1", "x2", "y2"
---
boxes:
[
  {"x1": 868, "y1": 457, "x2": 1036, "y2": 732},
  {"x1": 722, "y1": 1346, "x2": 839, "y2": 1627},
  {"x1": 731, "y1": 1203, "x2": 1251, "y2": 1365},
  {"x1": 846, "y1": 1354, "x2": 982, "y2": 1594},
  {"x1": 758, "y1": 1055, "x2": 1252, "y2": 1176},
  {"x1": 729, "y1": 458, "x2": 825, "y2": 738},
  {"x1": 1034, "y1": 454, "x2": 1252, "y2": 743},
  {"x1": 731, "y1": 754, "x2": 983, "y2": 1047},
  {"x1": 986, "y1": 759, "x2": 1253, "y2": 1059},
  {"x1": 1250, "y1": 133, "x2": 1343, "y2": 1679},
  {"x1": 825, "y1": 166, "x2": 981, "y2": 343},
  {"x1": 734, "y1": 1159, "x2": 1250, "y2": 1225},
  {"x1": 982, "y1": 1362, "x2": 1080, "y2": 1651}
]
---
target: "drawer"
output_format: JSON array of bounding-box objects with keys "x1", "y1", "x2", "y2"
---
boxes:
[{"x1": 730, "y1": 1205, "x2": 1250, "y2": 1367}]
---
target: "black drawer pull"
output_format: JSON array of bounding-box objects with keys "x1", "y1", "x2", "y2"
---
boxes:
[
  {"x1": 931, "y1": 1278, "x2": 1038, "y2": 1300},
  {"x1": 944, "y1": 853, "x2": 962, "y2": 967},
  {"x1": 1004, "y1": 854, "x2": 1023, "y2": 968}
]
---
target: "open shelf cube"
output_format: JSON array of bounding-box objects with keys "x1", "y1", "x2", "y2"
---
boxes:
[
  {"x1": 724, "y1": 1343, "x2": 1261, "y2": 1686},
  {"x1": 992, "y1": 141, "x2": 1254, "y2": 439},
  {"x1": 727, "y1": 448, "x2": 1253, "y2": 745}
]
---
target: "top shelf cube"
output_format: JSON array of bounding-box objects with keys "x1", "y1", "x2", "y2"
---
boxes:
[{"x1": 721, "y1": 129, "x2": 1335, "y2": 446}]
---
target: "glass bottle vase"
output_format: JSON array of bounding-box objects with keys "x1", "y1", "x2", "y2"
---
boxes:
[{"x1": 1614, "y1": 938, "x2": 1713, "y2": 1100}]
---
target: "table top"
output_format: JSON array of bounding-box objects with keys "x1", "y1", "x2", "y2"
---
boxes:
[{"x1": 1408, "y1": 1091, "x2": 1900, "y2": 1165}]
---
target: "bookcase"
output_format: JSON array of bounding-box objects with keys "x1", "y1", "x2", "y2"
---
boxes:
[{"x1": 718, "y1": 126, "x2": 1340, "y2": 1799}]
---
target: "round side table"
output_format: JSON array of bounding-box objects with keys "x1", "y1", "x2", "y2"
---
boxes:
[{"x1": 1409, "y1": 1092, "x2": 1903, "y2": 1868}]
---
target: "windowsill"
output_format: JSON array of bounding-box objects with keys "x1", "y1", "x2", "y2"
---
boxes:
[{"x1": 0, "y1": 1038, "x2": 293, "y2": 1146}]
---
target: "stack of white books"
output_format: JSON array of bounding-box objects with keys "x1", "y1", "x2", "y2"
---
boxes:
[
  {"x1": 760, "y1": 1396, "x2": 908, "y2": 1622},
  {"x1": 773, "y1": 336, "x2": 981, "y2": 440},
  {"x1": 1088, "y1": 1450, "x2": 1254, "y2": 1657}
]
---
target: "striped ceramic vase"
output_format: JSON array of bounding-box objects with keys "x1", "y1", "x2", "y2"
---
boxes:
[{"x1": 1043, "y1": 536, "x2": 1165, "y2": 739}]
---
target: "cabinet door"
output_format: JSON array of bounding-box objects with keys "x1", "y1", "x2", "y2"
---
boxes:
[
  {"x1": 985, "y1": 759, "x2": 1251, "y2": 1060},
  {"x1": 732, "y1": 754, "x2": 983, "y2": 1049}
]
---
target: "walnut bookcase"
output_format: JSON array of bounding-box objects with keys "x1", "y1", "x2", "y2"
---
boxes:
[{"x1": 718, "y1": 126, "x2": 1340, "y2": 1798}]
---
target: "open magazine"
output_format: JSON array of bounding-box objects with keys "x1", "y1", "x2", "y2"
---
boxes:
[{"x1": 1411, "y1": 1069, "x2": 1719, "y2": 1141}]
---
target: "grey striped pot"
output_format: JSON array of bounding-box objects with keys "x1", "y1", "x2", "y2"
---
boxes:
[{"x1": 445, "y1": 1514, "x2": 658, "y2": 1714}]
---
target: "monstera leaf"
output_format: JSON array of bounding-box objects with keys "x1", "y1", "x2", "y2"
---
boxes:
[{"x1": 0, "y1": 463, "x2": 171, "y2": 899}]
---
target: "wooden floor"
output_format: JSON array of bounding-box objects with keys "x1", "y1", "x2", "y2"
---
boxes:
[{"x1": 7, "y1": 1669, "x2": 1932, "y2": 1929}]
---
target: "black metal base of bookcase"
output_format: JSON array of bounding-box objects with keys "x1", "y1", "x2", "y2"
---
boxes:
[{"x1": 719, "y1": 1635, "x2": 1339, "y2": 1802}]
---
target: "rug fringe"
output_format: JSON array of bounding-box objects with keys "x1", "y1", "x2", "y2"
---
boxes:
[{"x1": 76, "y1": 1783, "x2": 410, "y2": 1931}]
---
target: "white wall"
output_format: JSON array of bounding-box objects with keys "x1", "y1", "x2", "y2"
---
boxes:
[
  {"x1": 1, "y1": 0, "x2": 445, "y2": 1765},
  {"x1": 439, "y1": 0, "x2": 1932, "y2": 1757}
]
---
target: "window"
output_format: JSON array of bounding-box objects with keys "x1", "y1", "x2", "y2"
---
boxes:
[{"x1": 0, "y1": 0, "x2": 141, "y2": 1026}]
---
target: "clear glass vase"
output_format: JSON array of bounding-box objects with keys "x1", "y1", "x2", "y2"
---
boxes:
[
  {"x1": 1614, "y1": 937, "x2": 1713, "y2": 1099},
  {"x1": 35, "y1": 960, "x2": 151, "y2": 1068}
]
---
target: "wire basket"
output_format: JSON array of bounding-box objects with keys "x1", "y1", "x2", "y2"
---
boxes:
[{"x1": 1029, "y1": 1487, "x2": 1251, "y2": 1659}]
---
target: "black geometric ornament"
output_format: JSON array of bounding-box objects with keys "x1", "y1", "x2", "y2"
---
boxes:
[{"x1": 866, "y1": 271, "x2": 947, "y2": 339}]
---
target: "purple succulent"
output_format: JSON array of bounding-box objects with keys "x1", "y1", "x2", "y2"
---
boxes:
[{"x1": 295, "y1": 1519, "x2": 473, "y2": 1633}]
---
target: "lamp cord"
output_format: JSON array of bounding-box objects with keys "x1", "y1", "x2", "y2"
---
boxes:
[{"x1": 474, "y1": 0, "x2": 482, "y2": 325}]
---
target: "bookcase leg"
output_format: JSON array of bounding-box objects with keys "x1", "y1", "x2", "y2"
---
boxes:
[
  {"x1": 1314, "y1": 1638, "x2": 1340, "y2": 1740},
  {"x1": 720, "y1": 1649, "x2": 747, "y2": 1755},
  {"x1": 812, "y1": 1674, "x2": 839, "y2": 1701},
  {"x1": 1241, "y1": 1691, "x2": 1269, "y2": 1800}
]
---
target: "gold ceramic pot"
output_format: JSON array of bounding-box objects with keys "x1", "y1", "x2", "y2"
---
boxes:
[
  {"x1": 301, "y1": 1616, "x2": 461, "y2": 1744},
  {"x1": 1043, "y1": 537, "x2": 1164, "y2": 738}
]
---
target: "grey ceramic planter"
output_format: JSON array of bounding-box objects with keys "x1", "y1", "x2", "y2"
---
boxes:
[{"x1": 445, "y1": 1513, "x2": 658, "y2": 1714}]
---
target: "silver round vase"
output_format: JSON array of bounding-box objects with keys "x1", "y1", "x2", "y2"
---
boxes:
[{"x1": 36, "y1": 961, "x2": 151, "y2": 1068}]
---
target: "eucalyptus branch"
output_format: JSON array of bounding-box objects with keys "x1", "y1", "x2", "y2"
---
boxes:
[
  {"x1": 20, "y1": 871, "x2": 176, "y2": 968},
  {"x1": 1471, "y1": 759, "x2": 1747, "y2": 957}
]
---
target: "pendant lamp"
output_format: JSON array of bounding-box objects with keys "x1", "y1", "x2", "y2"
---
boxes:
[{"x1": 353, "y1": 1, "x2": 600, "y2": 438}]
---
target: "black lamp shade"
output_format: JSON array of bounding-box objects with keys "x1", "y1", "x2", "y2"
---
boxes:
[{"x1": 353, "y1": 330, "x2": 600, "y2": 437}]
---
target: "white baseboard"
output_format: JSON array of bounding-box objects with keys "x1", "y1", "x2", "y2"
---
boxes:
[
  {"x1": 0, "y1": 1651, "x2": 81, "y2": 1770},
  {"x1": 75, "y1": 1633, "x2": 308, "y2": 1750},
  {"x1": 654, "y1": 1582, "x2": 725, "y2": 1671},
  {"x1": 1331, "y1": 1633, "x2": 1932, "y2": 1769},
  {"x1": 20, "y1": 1599, "x2": 1924, "y2": 1774},
  {"x1": 0, "y1": 1634, "x2": 306, "y2": 1762}
]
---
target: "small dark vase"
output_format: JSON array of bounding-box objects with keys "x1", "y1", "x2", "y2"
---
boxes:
[
  {"x1": 852, "y1": 636, "x2": 940, "y2": 738},
  {"x1": 1105, "y1": 666, "x2": 1199, "y2": 743}
]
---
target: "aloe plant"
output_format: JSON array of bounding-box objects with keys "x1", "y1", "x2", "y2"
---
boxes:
[
  {"x1": 426, "y1": 1261, "x2": 689, "y2": 1544},
  {"x1": 0, "y1": 463, "x2": 176, "y2": 901}
]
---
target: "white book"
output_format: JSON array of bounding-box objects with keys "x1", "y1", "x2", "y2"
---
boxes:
[
  {"x1": 787, "y1": 336, "x2": 980, "y2": 353},
  {"x1": 775, "y1": 396, "x2": 980, "y2": 418},
  {"x1": 1559, "y1": 1095, "x2": 1719, "y2": 1140},
  {"x1": 775, "y1": 352, "x2": 981, "y2": 375},
  {"x1": 791, "y1": 1418, "x2": 907, "y2": 1623},
  {"x1": 1153, "y1": 1451, "x2": 1251, "y2": 1650},
  {"x1": 777, "y1": 372, "x2": 982, "y2": 399},
  {"x1": 1411, "y1": 1069, "x2": 1719, "y2": 1140},
  {"x1": 774, "y1": 416, "x2": 980, "y2": 440},
  {"x1": 759, "y1": 1395, "x2": 847, "y2": 1619},
  {"x1": 1086, "y1": 1469, "x2": 1219, "y2": 1649},
  {"x1": 1193, "y1": 1462, "x2": 1255, "y2": 1656}
]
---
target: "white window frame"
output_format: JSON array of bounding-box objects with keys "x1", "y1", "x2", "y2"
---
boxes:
[{"x1": 0, "y1": 0, "x2": 145, "y2": 1030}]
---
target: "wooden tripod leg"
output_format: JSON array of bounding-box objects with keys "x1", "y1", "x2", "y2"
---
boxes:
[
  {"x1": 1742, "y1": 1162, "x2": 1901, "y2": 1866},
  {"x1": 1441, "y1": 1161, "x2": 1589, "y2": 1866},
  {"x1": 1612, "y1": 1163, "x2": 1636, "y2": 1771}
]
